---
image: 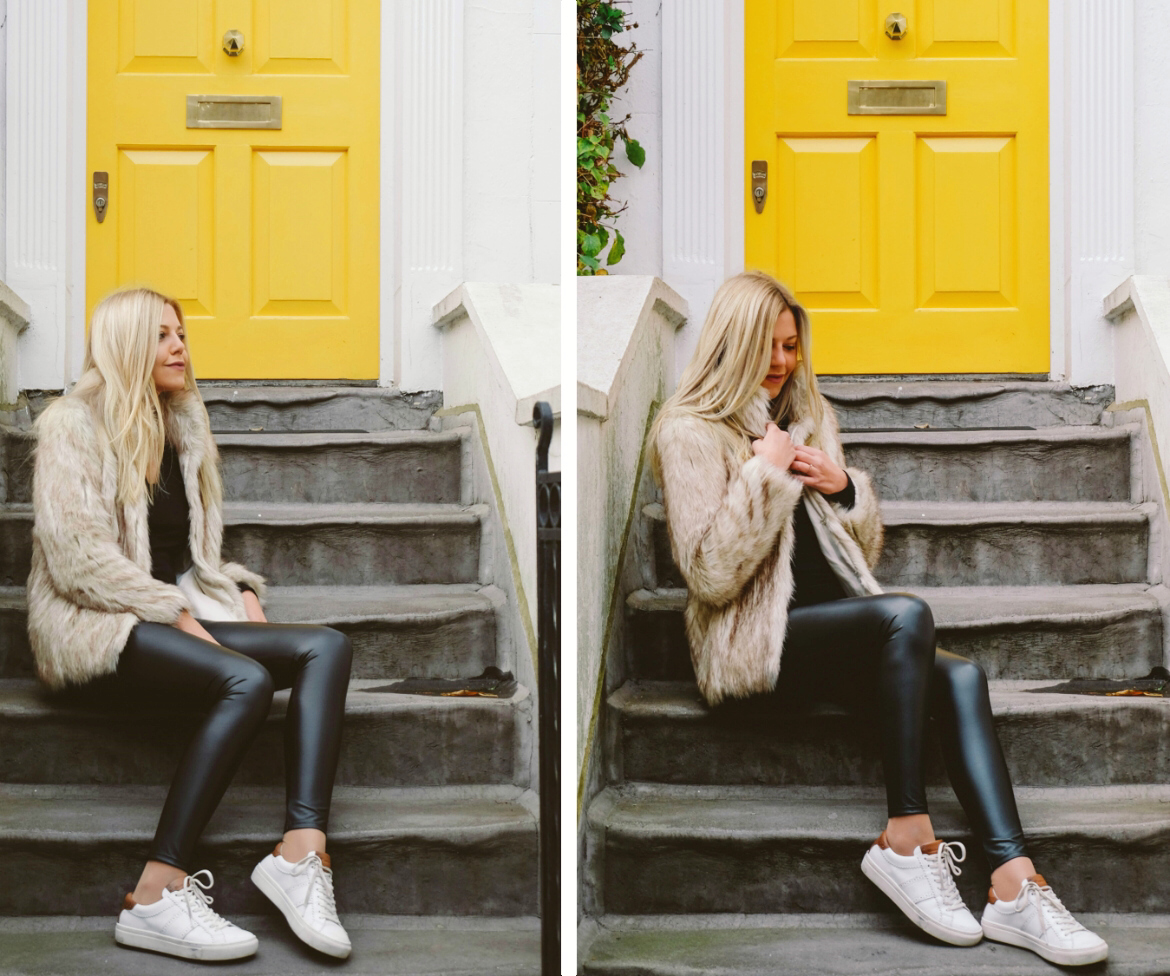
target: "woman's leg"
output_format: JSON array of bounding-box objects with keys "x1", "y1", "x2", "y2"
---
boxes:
[
  {"x1": 931, "y1": 650, "x2": 1033, "y2": 896},
  {"x1": 112, "y1": 622, "x2": 277, "y2": 901},
  {"x1": 198, "y1": 621, "x2": 353, "y2": 853},
  {"x1": 779, "y1": 593, "x2": 937, "y2": 848}
]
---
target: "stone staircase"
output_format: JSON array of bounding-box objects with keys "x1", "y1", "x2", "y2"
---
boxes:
[
  {"x1": 580, "y1": 381, "x2": 1170, "y2": 975},
  {"x1": 0, "y1": 387, "x2": 540, "y2": 975}
]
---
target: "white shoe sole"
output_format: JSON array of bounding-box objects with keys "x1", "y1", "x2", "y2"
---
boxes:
[
  {"x1": 251, "y1": 861, "x2": 352, "y2": 959},
  {"x1": 982, "y1": 917, "x2": 1109, "y2": 965},
  {"x1": 861, "y1": 849, "x2": 983, "y2": 947},
  {"x1": 114, "y1": 922, "x2": 258, "y2": 961}
]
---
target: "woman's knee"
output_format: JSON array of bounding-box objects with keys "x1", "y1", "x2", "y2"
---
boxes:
[
  {"x1": 883, "y1": 593, "x2": 934, "y2": 637},
  {"x1": 874, "y1": 594, "x2": 935, "y2": 665},
  {"x1": 308, "y1": 626, "x2": 353, "y2": 676},
  {"x1": 935, "y1": 653, "x2": 989, "y2": 703},
  {"x1": 219, "y1": 657, "x2": 275, "y2": 716}
]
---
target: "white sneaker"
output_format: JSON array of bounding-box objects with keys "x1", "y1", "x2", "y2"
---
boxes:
[
  {"x1": 981, "y1": 874, "x2": 1108, "y2": 965},
  {"x1": 252, "y1": 844, "x2": 351, "y2": 958},
  {"x1": 114, "y1": 870, "x2": 258, "y2": 961},
  {"x1": 860, "y1": 832, "x2": 983, "y2": 946}
]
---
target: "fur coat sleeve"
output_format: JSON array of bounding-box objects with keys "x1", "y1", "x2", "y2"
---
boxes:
[
  {"x1": 655, "y1": 408, "x2": 805, "y2": 608},
  {"x1": 31, "y1": 398, "x2": 191, "y2": 623}
]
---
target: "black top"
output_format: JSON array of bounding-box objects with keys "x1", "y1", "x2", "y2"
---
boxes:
[
  {"x1": 775, "y1": 417, "x2": 856, "y2": 609},
  {"x1": 148, "y1": 442, "x2": 192, "y2": 586},
  {"x1": 147, "y1": 441, "x2": 254, "y2": 596}
]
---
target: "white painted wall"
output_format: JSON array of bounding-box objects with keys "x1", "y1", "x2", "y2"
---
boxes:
[
  {"x1": 433, "y1": 282, "x2": 560, "y2": 686},
  {"x1": 388, "y1": 0, "x2": 561, "y2": 393},
  {"x1": 607, "y1": 0, "x2": 1151, "y2": 389},
  {"x1": 576, "y1": 276, "x2": 685, "y2": 818}
]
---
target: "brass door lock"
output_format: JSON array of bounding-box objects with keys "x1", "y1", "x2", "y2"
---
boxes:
[
  {"x1": 223, "y1": 30, "x2": 245, "y2": 56},
  {"x1": 751, "y1": 161, "x2": 768, "y2": 214},
  {"x1": 885, "y1": 13, "x2": 907, "y2": 40},
  {"x1": 93, "y1": 172, "x2": 108, "y2": 223}
]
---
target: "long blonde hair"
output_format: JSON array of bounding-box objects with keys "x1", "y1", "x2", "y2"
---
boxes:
[
  {"x1": 655, "y1": 271, "x2": 825, "y2": 455},
  {"x1": 70, "y1": 287, "x2": 211, "y2": 507}
]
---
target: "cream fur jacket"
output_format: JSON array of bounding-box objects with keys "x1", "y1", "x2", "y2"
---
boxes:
[
  {"x1": 27, "y1": 390, "x2": 266, "y2": 690},
  {"x1": 653, "y1": 386, "x2": 885, "y2": 706}
]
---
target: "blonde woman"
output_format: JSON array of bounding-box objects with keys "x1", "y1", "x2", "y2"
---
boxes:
[
  {"x1": 27, "y1": 288, "x2": 353, "y2": 962},
  {"x1": 650, "y1": 271, "x2": 1107, "y2": 966}
]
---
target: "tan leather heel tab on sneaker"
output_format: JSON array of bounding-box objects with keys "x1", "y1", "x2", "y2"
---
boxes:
[
  {"x1": 123, "y1": 893, "x2": 137, "y2": 910},
  {"x1": 874, "y1": 831, "x2": 890, "y2": 849},
  {"x1": 988, "y1": 888, "x2": 998, "y2": 904},
  {"x1": 273, "y1": 842, "x2": 284, "y2": 857},
  {"x1": 920, "y1": 840, "x2": 943, "y2": 855},
  {"x1": 318, "y1": 852, "x2": 331, "y2": 869},
  {"x1": 1030, "y1": 873, "x2": 1049, "y2": 888}
]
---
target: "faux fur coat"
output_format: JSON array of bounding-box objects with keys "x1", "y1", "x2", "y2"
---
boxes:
[
  {"x1": 27, "y1": 390, "x2": 266, "y2": 690},
  {"x1": 653, "y1": 387, "x2": 885, "y2": 706}
]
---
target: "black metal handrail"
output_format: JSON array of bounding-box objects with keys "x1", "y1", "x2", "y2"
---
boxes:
[{"x1": 533, "y1": 401, "x2": 560, "y2": 976}]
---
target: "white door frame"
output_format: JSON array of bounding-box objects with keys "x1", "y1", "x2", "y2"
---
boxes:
[{"x1": 661, "y1": 0, "x2": 1134, "y2": 387}]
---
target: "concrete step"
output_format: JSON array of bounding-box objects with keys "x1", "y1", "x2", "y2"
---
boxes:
[
  {"x1": 0, "y1": 502, "x2": 486, "y2": 588},
  {"x1": 0, "y1": 679, "x2": 529, "y2": 787},
  {"x1": 580, "y1": 912, "x2": 1170, "y2": 975},
  {"x1": 219, "y1": 429, "x2": 465, "y2": 505},
  {"x1": 609, "y1": 680, "x2": 1170, "y2": 787},
  {"x1": 200, "y1": 386, "x2": 442, "y2": 432},
  {"x1": 625, "y1": 584, "x2": 1164, "y2": 682},
  {"x1": 820, "y1": 380, "x2": 1114, "y2": 430},
  {"x1": 647, "y1": 500, "x2": 1152, "y2": 589},
  {"x1": 587, "y1": 783, "x2": 1170, "y2": 915},
  {"x1": 0, "y1": 425, "x2": 462, "y2": 507},
  {"x1": 840, "y1": 425, "x2": 1134, "y2": 502},
  {"x1": 0, "y1": 914, "x2": 539, "y2": 975},
  {"x1": 0, "y1": 584, "x2": 501, "y2": 681},
  {"x1": 879, "y1": 501, "x2": 1152, "y2": 586},
  {"x1": 0, "y1": 783, "x2": 537, "y2": 917}
]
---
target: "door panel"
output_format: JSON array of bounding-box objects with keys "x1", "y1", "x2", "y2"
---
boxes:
[
  {"x1": 747, "y1": 0, "x2": 1048, "y2": 374},
  {"x1": 90, "y1": 0, "x2": 378, "y2": 379},
  {"x1": 117, "y1": 150, "x2": 215, "y2": 316}
]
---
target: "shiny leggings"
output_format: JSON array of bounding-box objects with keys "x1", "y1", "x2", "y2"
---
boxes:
[
  {"x1": 108, "y1": 620, "x2": 352, "y2": 870},
  {"x1": 776, "y1": 593, "x2": 1027, "y2": 870}
]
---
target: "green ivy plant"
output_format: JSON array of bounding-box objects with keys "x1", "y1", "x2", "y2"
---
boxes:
[{"x1": 577, "y1": 0, "x2": 645, "y2": 275}]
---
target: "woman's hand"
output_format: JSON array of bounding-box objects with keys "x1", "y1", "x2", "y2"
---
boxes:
[
  {"x1": 242, "y1": 590, "x2": 267, "y2": 623},
  {"x1": 175, "y1": 610, "x2": 220, "y2": 645},
  {"x1": 791, "y1": 445, "x2": 849, "y2": 495},
  {"x1": 751, "y1": 422, "x2": 796, "y2": 471}
]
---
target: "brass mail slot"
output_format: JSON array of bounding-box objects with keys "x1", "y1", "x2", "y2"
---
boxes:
[
  {"x1": 186, "y1": 94, "x2": 283, "y2": 129},
  {"x1": 847, "y1": 80, "x2": 947, "y2": 116}
]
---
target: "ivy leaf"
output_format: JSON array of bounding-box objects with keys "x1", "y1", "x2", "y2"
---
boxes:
[
  {"x1": 581, "y1": 233, "x2": 603, "y2": 257},
  {"x1": 624, "y1": 138, "x2": 646, "y2": 168},
  {"x1": 607, "y1": 231, "x2": 626, "y2": 265}
]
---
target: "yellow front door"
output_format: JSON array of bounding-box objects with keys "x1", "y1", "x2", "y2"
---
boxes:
[
  {"x1": 745, "y1": 1, "x2": 1048, "y2": 374},
  {"x1": 87, "y1": 0, "x2": 379, "y2": 379}
]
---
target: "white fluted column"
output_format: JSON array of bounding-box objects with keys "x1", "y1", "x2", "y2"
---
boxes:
[
  {"x1": 384, "y1": 0, "x2": 463, "y2": 390},
  {"x1": 661, "y1": 0, "x2": 743, "y2": 378},
  {"x1": 1062, "y1": 0, "x2": 1134, "y2": 384},
  {"x1": 5, "y1": 0, "x2": 85, "y2": 391}
]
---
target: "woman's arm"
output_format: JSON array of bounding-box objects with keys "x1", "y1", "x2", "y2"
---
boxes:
[
  {"x1": 656, "y1": 413, "x2": 804, "y2": 607},
  {"x1": 32, "y1": 407, "x2": 190, "y2": 623}
]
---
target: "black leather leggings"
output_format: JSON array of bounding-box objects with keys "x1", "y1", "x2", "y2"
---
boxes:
[
  {"x1": 112, "y1": 620, "x2": 352, "y2": 870},
  {"x1": 776, "y1": 593, "x2": 1027, "y2": 870}
]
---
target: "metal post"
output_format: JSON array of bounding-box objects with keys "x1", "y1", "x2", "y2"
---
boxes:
[{"x1": 533, "y1": 401, "x2": 560, "y2": 975}]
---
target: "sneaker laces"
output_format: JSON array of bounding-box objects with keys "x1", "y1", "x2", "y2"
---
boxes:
[
  {"x1": 921, "y1": 841, "x2": 967, "y2": 912},
  {"x1": 1015, "y1": 879, "x2": 1086, "y2": 937},
  {"x1": 174, "y1": 870, "x2": 231, "y2": 933},
  {"x1": 291, "y1": 853, "x2": 340, "y2": 925}
]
